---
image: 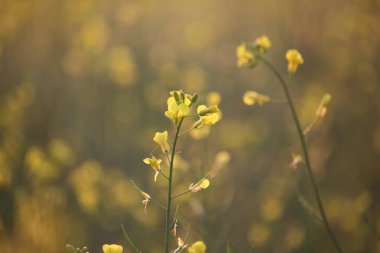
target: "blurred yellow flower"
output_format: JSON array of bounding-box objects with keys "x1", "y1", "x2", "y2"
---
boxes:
[
  {"x1": 189, "y1": 178, "x2": 210, "y2": 192},
  {"x1": 237, "y1": 43, "x2": 253, "y2": 67},
  {"x1": 243, "y1": 91, "x2": 270, "y2": 106},
  {"x1": 165, "y1": 91, "x2": 191, "y2": 122},
  {"x1": 188, "y1": 241, "x2": 207, "y2": 253},
  {"x1": 255, "y1": 35, "x2": 271, "y2": 52},
  {"x1": 193, "y1": 105, "x2": 219, "y2": 128},
  {"x1": 153, "y1": 131, "x2": 170, "y2": 153},
  {"x1": 102, "y1": 244, "x2": 123, "y2": 253},
  {"x1": 207, "y1": 91, "x2": 221, "y2": 105},
  {"x1": 286, "y1": 49, "x2": 304, "y2": 73},
  {"x1": 143, "y1": 155, "x2": 162, "y2": 182}
]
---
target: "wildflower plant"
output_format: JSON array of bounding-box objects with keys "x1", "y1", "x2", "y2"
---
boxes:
[
  {"x1": 129, "y1": 90, "x2": 219, "y2": 253},
  {"x1": 237, "y1": 36, "x2": 344, "y2": 253}
]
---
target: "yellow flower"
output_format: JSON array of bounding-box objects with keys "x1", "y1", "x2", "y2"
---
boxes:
[
  {"x1": 243, "y1": 91, "x2": 270, "y2": 106},
  {"x1": 237, "y1": 43, "x2": 253, "y2": 67},
  {"x1": 255, "y1": 35, "x2": 271, "y2": 52},
  {"x1": 188, "y1": 241, "x2": 207, "y2": 253},
  {"x1": 143, "y1": 155, "x2": 162, "y2": 182},
  {"x1": 103, "y1": 244, "x2": 123, "y2": 253},
  {"x1": 189, "y1": 178, "x2": 210, "y2": 192},
  {"x1": 165, "y1": 91, "x2": 191, "y2": 122},
  {"x1": 286, "y1": 49, "x2": 304, "y2": 73},
  {"x1": 153, "y1": 131, "x2": 170, "y2": 153},
  {"x1": 207, "y1": 91, "x2": 221, "y2": 106},
  {"x1": 193, "y1": 105, "x2": 219, "y2": 129}
]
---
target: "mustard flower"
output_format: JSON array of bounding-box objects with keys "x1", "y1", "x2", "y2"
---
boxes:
[
  {"x1": 236, "y1": 43, "x2": 254, "y2": 68},
  {"x1": 189, "y1": 178, "x2": 210, "y2": 192},
  {"x1": 188, "y1": 241, "x2": 207, "y2": 253},
  {"x1": 193, "y1": 105, "x2": 219, "y2": 129},
  {"x1": 143, "y1": 155, "x2": 162, "y2": 182},
  {"x1": 286, "y1": 49, "x2": 304, "y2": 73},
  {"x1": 102, "y1": 244, "x2": 123, "y2": 253},
  {"x1": 153, "y1": 131, "x2": 170, "y2": 153},
  {"x1": 165, "y1": 90, "x2": 192, "y2": 122},
  {"x1": 243, "y1": 91, "x2": 270, "y2": 106},
  {"x1": 255, "y1": 35, "x2": 271, "y2": 52}
]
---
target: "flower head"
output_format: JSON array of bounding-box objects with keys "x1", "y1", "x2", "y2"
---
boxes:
[
  {"x1": 193, "y1": 105, "x2": 219, "y2": 129},
  {"x1": 255, "y1": 35, "x2": 271, "y2": 53},
  {"x1": 243, "y1": 91, "x2": 270, "y2": 106},
  {"x1": 143, "y1": 155, "x2": 162, "y2": 182},
  {"x1": 153, "y1": 131, "x2": 170, "y2": 153},
  {"x1": 189, "y1": 178, "x2": 210, "y2": 192},
  {"x1": 165, "y1": 90, "x2": 191, "y2": 123},
  {"x1": 103, "y1": 244, "x2": 123, "y2": 253},
  {"x1": 237, "y1": 43, "x2": 254, "y2": 68},
  {"x1": 188, "y1": 241, "x2": 207, "y2": 253},
  {"x1": 286, "y1": 49, "x2": 304, "y2": 73}
]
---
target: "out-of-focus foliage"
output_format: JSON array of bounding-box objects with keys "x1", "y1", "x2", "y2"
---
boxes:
[{"x1": 0, "y1": 0, "x2": 379, "y2": 252}]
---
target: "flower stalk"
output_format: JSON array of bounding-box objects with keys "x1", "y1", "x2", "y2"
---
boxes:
[
  {"x1": 164, "y1": 118, "x2": 184, "y2": 253},
  {"x1": 261, "y1": 57, "x2": 344, "y2": 253}
]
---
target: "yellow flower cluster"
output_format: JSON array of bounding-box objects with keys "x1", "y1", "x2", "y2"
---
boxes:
[
  {"x1": 236, "y1": 35, "x2": 271, "y2": 68},
  {"x1": 142, "y1": 90, "x2": 219, "y2": 189},
  {"x1": 165, "y1": 90, "x2": 193, "y2": 124},
  {"x1": 237, "y1": 35, "x2": 304, "y2": 74}
]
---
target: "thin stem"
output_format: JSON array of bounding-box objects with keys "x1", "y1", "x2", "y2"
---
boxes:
[
  {"x1": 179, "y1": 127, "x2": 195, "y2": 137},
  {"x1": 165, "y1": 150, "x2": 171, "y2": 165},
  {"x1": 172, "y1": 190, "x2": 192, "y2": 200},
  {"x1": 121, "y1": 224, "x2": 142, "y2": 253},
  {"x1": 158, "y1": 170, "x2": 170, "y2": 180},
  {"x1": 262, "y1": 58, "x2": 344, "y2": 253},
  {"x1": 131, "y1": 180, "x2": 166, "y2": 210},
  {"x1": 164, "y1": 118, "x2": 184, "y2": 253}
]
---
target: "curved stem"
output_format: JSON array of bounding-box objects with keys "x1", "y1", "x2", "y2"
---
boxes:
[
  {"x1": 121, "y1": 224, "x2": 142, "y2": 253},
  {"x1": 164, "y1": 118, "x2": 184, "y2": 253},
  {"x1": 262, "y1": 58, "x2": 344, "y2": 253}
]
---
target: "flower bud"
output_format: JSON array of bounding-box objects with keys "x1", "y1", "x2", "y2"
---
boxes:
[
  {"x1": 198, "y1": 105, "x2": 219, "y2": 116},
  {"x1": 191, "y1": 93, "x2": 198, "y2": 104}
]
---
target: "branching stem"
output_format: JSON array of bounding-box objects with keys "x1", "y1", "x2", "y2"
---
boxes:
[{"x1": 262, "y1": 58, "x2": 344, "y2": 253}]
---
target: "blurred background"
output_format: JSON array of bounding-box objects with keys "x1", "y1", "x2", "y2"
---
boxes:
[{"x1": 0, "y1": 0, "x2": 380, "y2": 252}]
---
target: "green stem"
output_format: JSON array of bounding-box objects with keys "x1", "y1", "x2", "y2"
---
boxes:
[
  {"x1": 179, "y1": 126, "x2": 195, "y2": 137},
  {"x1": 262, "y1": 58, "x2": 344, "y2": 253},
  {"x1": 164, "y1": 118, "x2": 184, "y2": 253},
  {"x1": 172, "y1": 190, "x2": 192, "y2": 200},
  {"x1": 121, "y1": 224, "x2": 142, "y2": 253}
]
